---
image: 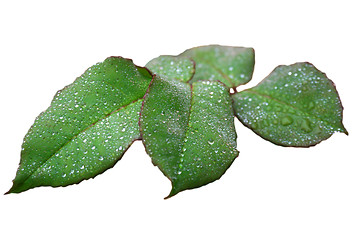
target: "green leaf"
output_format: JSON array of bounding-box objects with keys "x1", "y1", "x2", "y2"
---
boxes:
[
  {"x1": 232, "y1": 62, "x2": 347, "y2": 147},
  {"x1": 140, "y1": 77, "x2": 239, "y2": 198},
  {"x1": 145, "y1": 55, "x2": 195, "y2": 82},
  {"x1": 179, "y1": 44, "x2": 255, "y2": 88},
  {"x1": 7, "y1": 57, "x2": 153, "y2": 194}
]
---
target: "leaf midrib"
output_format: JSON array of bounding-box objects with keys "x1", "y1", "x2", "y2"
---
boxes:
[
  {"x1": 177, "y1": 85, "x2": 237, "y2": 175},
  {"x1": 192, "y1": 56, "x2": 233, "y2": 87},
  {"x1": 244, "y1": 89, "x2": 340, "y2": 131},
  {"x1": 20, "y1": 98, "x2": 143, "y2": 186}
]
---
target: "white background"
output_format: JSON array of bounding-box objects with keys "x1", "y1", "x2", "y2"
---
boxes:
[{"x1": 0, "y1": 0, "x2": 359, "y2": 239}]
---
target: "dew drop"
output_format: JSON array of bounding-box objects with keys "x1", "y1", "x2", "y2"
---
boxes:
[
  {"x1": 281, "y1": 116, "x2": 293, "y2": 126},
  {"x1": 313, "y1": 125, "x2": 322, "y2": 135},
  {"x1": 301, "y1": 118, "x2": 312, "y2": 133},
  {"x1": 208, "y1": 139, "x2": 214, "y2": 145},
  {"x1": 308, "y1": 101, "x2": 315, "y2": 110}
]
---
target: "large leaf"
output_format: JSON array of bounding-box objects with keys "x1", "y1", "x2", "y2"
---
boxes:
[
  {"x1": 179, "y1": 44, "x2": 255, "y2": 88},
  {"x1": 232, "y1": 62, "x2": 347, "y2": 147},
  {"x1": 145, "y1": 55, "x2": 195, "y2": 82},
  {"x1": 140, "y1": 77, "x2": 238, "y2": 198},
  {"x1": 7, "y1": 57, "x2": 153, "y2": 194}
]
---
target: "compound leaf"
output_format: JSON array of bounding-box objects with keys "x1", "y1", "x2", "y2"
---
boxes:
[
  {"x1": 140, "y1": 77, "x2": 238, "y2": 198},
  {"x1": 7, "y1": 57, "x2": 152, "y2": 194},
  {"x1": 232, "y1": 62, "x2": 347, "y2": 147}
]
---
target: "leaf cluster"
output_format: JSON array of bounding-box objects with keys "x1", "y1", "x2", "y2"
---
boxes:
[{"x1": 7, "y1": 45, "x2": 347, "y2": 198}]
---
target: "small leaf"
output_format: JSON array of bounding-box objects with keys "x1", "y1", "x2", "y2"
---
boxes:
[
  {"x1": 140, "y1": 77, "x2": 238, "y2": 198},
  {"x1": 7, "y1": 57, "x2": 153, "y2": 194},
  {"x1": 146, "y1": 55, "x2": 195, "y2": 82},
  {"x1": 179, "y1": 44, "x2": 255, "y2": 88},
  {"x1": 232, "y1": 62, "x2": 347, "y2": 147}
]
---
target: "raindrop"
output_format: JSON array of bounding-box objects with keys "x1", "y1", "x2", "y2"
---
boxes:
[
  {"x1": 300, "y1": 118, "x2": 313, "y2": 133},
  {"x1": 281, "y1": 116, "x2": 293, "y2": 126},
  {"x1": 308, "y1": 101, "x2": 315, "y2": 110}
]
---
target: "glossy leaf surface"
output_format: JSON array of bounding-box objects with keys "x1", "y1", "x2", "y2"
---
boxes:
[
  {"x1": 140, "y1": 77, "x2": 238, "y2": 198},
  {"x1": 232, "y1": 62, "x2": 347, "y2": 147},
  {"x1": 7, "y1": 57, "x2": 152, "y2": 193},
  {"x1": 146, "y1": 55, "x2": 195, "y2": 82},
  {"x1": 179, "y1": 45, "x2": 255, "y2": 88}
]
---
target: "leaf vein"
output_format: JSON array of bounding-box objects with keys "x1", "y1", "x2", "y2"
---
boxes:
[
  {"x1": 20, "y1": 99, "x2": 143, "y2": 186},
  {"x1": 245, "y1": 89, "x2": 339, "y2": 131}
]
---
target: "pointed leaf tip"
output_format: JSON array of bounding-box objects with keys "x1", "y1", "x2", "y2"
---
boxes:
[
  {"x1": 140, "y1": 76, "x2": 239, "y2": 197},
  {"x1": 9, "y1": 57, "x2": 153, "y2": 193}
]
